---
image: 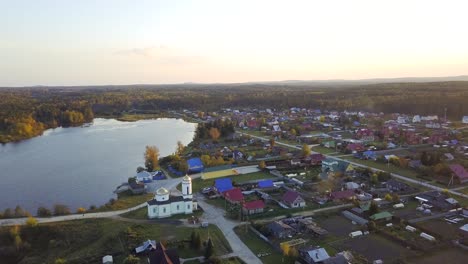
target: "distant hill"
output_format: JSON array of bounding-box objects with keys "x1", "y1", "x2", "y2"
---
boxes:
[
  {"x1": 250, "y1": 75, "x2": 468, "y2": 86},
  {"x1": 2, "y1": 75, "x2": 468, "y2": 89}
]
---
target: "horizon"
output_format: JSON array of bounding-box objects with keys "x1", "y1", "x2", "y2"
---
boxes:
[
  {"x1": 1, "y1": 0, "x2": 468, "y2": 86},
  {"x1": 2, "y1": 74, "x2": 468, "y2": 88}
]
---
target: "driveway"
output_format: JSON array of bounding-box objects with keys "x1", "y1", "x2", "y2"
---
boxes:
[{"x1": 197, "y1": 197, "x2": 262, "y2": 264}]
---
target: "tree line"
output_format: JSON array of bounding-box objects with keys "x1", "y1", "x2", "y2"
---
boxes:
[{"x1": 2, "y1": 81, "x2": 468, "y2": 142}]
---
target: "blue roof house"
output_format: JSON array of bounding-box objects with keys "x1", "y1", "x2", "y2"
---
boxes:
[
  {"x1": 214, "y1": 178, "x2": 233, "y2": 193},
  {"x1": 187, "y1": 158, "x2": 204, "y2": 173}
]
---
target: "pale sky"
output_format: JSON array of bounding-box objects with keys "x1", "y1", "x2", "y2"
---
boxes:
[{"x1": 1, "y1": 0, "x2": 468, "y2": 86}]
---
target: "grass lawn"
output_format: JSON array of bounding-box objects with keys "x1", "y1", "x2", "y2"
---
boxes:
[
  {"x1": 341, "y1": 156, "x2": 421, "y2": 178},
  {"x1": 92, "y1": 191, "x2": 154, "y2": 213},
  {"x1": 0, "y1": 219, "x2": 231, "y2": 264},
  {"x1": 311, "y1": 146, "x2": 338, "y2": 154},
  {"x1": 234, "y1": 226, "x2": 287, "y2": 264}
]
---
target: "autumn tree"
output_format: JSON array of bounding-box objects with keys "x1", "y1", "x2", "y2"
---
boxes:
[
  {"x1": 259, "y1": 160, "x2": 266, "y2": 170},
  {"x1": 302, "y1": 144, "x2": 311, "y2": 156},
  {"x1": 269, "y1": 138, "x2": 275, "y2": 147},
  {"x1": 175, "y1": 140, "x2": 185, "y2": 156},
  {"x1": 144, "y1": 145, "x2": 160, "y2": 171},
  {"x1": 209, "y1": 127, "x2": 221, "y2": 142},
  {"x1": 290, "y1": 128, "x2": 297, "y2": 136},
  {"x1": 26, "y1": 216, "x2": 38, "y2": 227}
]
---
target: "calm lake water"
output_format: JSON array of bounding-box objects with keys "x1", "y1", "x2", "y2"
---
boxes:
[{"x1": 0, "y1": 118, "x2": 196, "y2": 213}]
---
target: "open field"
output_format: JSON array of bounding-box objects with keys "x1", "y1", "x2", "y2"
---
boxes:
[
  {"x1": 407, "y1": 248, "x2": 468, "y2": 264},
  {"x1": 0, "y1": 218, "x2": 231, "y2": 264},
  {"x1": 335, "y1": 233, "x2": 417, "y2": 263}
]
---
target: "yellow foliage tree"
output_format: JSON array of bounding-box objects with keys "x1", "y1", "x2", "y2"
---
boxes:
[
  {"x1": 26, "y1": 217, "x2": 38, "y2": 227},
  {"x1": 209, "y1": 127, "x2": 221, "y2": 141},
  {"x1": 144, "y1": 145, "x2": 160, "y2": 171}
]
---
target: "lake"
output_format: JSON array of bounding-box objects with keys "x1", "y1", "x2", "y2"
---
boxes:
[{"x1": 0, "y1": 118, "x2": 196, "y2": 213}]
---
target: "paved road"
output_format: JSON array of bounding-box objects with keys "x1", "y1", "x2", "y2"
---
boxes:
[
  {"x1": 197, "y1": 197, "x2": 262, "y2": 264},
  {"x1": 240, "y1": 132, "x2": 468, "y2": 199}
]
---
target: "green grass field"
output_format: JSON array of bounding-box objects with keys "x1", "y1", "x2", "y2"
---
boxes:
[
  {"x1": 234, "y1": 226, "x2": 287, "y2": 264},
  {"x1": 92, "y1": 191, "x2": 154, "y2": 213},
  {"x1": 190, "y1": 171, "x2": 275, "y2": 192},
  {"x1": 0, "y1": 219, "x2": 231, "y2": 264}
]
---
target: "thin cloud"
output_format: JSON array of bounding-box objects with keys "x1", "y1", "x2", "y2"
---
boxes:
[{"x1": 114, "y1": 46, "x2": 205, "y2": 65}]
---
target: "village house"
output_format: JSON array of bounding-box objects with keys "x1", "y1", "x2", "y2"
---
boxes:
[
  {"x1": 415, "y1": 191, "x2": 460, "y2": 211},
  {"x1": 384, "y1": 179, "x2": 412, "y2": 193},
  {"x1": 242, "y1": 200, "x2": 265, "y2": 215},
  {"x1": 267, "y1": 221, "x2": 296, "y2": 238},
  {"x1": 449, "y1": 164, "x2": 468, "y2": 184},
  {"x1": 330, "y1": 190, "x2": 356, "y2": 202},
  {"x1": 282, "y1": 190, "x2": 306, "y2": 208},
  {"x1": 224, "y1": 188, "x2": 244, "y2": 204}
]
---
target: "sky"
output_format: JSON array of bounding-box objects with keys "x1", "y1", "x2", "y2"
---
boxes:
[{"x1": 1, "y1": 0, "x2": 468, "y2": 86}]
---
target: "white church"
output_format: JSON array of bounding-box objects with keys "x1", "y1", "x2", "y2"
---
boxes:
[{"x1": 147, "y1": 175, "x2": 197, "y2": 219}]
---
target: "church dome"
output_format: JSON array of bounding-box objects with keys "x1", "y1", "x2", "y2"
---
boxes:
[
  {"x1": 182, "y1": 175, "x2": 191, "y2": 182},
  {"x1": 156, "y1": 187, "x2": 169, "y2": 195}
]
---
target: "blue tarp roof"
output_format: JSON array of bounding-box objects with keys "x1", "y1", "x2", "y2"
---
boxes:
[
  {"x1": 214, "y1": 178, "x2": 233, "y2": 193},
  {"x1": 258, "y1": 180, "x2": 274, "y2": 188},
  {"x1": 363, "y1": 150, "x2": 376, "y2": 157},
  {"x1": 187, "y1": 158, "x2": 204, "y2": 173}
]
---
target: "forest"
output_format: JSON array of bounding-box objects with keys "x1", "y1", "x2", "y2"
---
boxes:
[{"x1": 1, "y1": 81, "x2": 468, "y2": 143}]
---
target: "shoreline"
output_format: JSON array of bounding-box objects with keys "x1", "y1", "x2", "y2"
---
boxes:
[{"x1": 0, "y1": 112, "x2": 199, "y2": 144}]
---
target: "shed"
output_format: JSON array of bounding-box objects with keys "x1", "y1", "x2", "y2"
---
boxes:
[
  {"x1": 342, "y1": 210, "x2": 368, "y2": 225},
  {"x1": 258, "y1": 179, "x2": 274, "y2": 188},
  {"x1": 187, "y1": 158, "x2": 204, "y2": 173},
  {"x1": 102, "y1": 255, "x2": 113, "y2": 264},
  {"x1": 370, "y1": 211, "x2": 393, "y2": 221}
]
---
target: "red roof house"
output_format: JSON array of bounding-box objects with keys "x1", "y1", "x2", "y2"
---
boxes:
[
  {"x1": 330, "y1": 190, "x2": 356, "y2": 201},
  {"x1": 242, "y1": 200, "x2": 265, "y2": 215},
  {"x1": 224, "y1": 188, "x2": 244, "y2": 204},
  {"x1": 450, "y1": 164, "x2": 468, "y2": 184}
]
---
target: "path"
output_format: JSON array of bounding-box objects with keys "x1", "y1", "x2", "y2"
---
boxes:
[
  {"x1": 0, "y1": 176, "x2": 189, "y2": 227},
  {"x1": 197, "y1": 197, "x2": 263, "y2": 264},
  {"x1": 240, "y1": 131, "x2": 468, "y2": 199}
]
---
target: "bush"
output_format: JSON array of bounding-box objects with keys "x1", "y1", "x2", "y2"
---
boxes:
[
  {"x1": 76, "y1": 207, "x2": 86, "y2": 214},
  {"x1": 26, "y1": 217, "x2": 38, "y2": 227},
  {"x1": 123, "y1": 255, "x2": 140, "y2": 264}
]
